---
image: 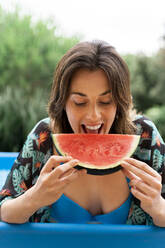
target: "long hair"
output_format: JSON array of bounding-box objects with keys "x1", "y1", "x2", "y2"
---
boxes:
[{"x1": 48, "y1": 40, "x2": 136, "y2": 134}]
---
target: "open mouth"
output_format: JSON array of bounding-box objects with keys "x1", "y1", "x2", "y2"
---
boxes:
[{"x1": 81, "y1": 124, "x2": 103, "y2": 134}]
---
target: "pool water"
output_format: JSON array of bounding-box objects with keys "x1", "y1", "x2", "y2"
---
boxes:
[{"x1": 0, "y1": 170, "x2": 10, "y2": 189}]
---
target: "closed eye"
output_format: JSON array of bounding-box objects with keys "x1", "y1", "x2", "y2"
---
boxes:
[
  {"x1": 100, "y1": 101, "x2": 112, "y2": 105},
  {"x1": 74, "y1": 101, "x2": 112, "y2": 106},
  {"x1": 74, "y1": 102, "x2": 86, "y2": 106}
]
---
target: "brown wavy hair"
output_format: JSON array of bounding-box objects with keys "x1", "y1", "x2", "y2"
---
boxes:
[{"x1": 48, "y1": 40, "x2": 136, "y2": 134}]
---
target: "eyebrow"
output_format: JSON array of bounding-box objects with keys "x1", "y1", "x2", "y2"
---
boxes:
[{"x1": 71, "y1": 90, "x2": 111, "y2": 97}]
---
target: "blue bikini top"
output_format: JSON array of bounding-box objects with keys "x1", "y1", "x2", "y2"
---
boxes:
[{"x1": 50, "y1": 193, "x2": 132, "y2": 224}]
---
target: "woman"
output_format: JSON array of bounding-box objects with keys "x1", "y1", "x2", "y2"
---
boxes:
[{"x1": 0, "y1": 40, "x2": 165, "y2": 226}]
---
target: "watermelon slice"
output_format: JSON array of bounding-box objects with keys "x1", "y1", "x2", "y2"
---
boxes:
[{"x1": 52, "y1": 134, "x2": 140, "y2": 175}]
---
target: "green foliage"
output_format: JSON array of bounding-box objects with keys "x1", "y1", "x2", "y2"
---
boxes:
[
  {"x1": 150, "y1": 48, "x2": 165, "y2": 104},
  {"x1": 145, "y1": 106, "x2": 165, "y2": 140},
  {"x1": 124, "y1": 49, "x2": 165, "y2": 139},
  {"x1": 0, "y1": 6, "x2": 80, "y2": 151},
  {"x1": 0, "y1": 6, "x2": 79, "y2": 93},
  {"x1": 0, "y1": 87, "x2": 48, "y2": 151},
  {"x1": 124, "y1": 54, "x2": 164, "y2": 112}
]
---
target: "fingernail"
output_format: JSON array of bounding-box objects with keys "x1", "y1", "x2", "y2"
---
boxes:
[
  {"x1": 121, "y1": 161, "x2": 129, "y2": 166},
  {"x1": 73, "y1": 159, "x2": 79, "y2": 163}
]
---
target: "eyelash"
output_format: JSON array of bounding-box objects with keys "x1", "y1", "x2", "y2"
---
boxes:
[
  {"x1": 101, "y1": 101, "x2": 112, "y2": 105},
  {"x1": 74, "y1": 102, "x2": 86, "y2": 106},
  {"x1": 74, "y1": 101, "x2": 112, "y2": 106}
]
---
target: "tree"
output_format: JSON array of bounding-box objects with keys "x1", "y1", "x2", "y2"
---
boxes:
[
  {"x1": 0, "y1": 6, "x2": 80, "y2": 151},
  {"x1": 0, "y1": 6, "x2": 80, "y2": 93},
  {"x1": 124, "y1": 51, "x2": 165, "y2": 113},
  {"x1": 124, "y1": 43, "x2": 165, "y2": 139}
]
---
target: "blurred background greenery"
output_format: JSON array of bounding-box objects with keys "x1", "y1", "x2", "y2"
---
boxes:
[{"x1": 0, "y1": 6, "x2": 165, "y2": 152}]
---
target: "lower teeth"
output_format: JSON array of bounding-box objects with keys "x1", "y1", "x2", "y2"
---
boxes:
[{"x1": 82, "y1": 125, "x2": 103, "y2": 133}]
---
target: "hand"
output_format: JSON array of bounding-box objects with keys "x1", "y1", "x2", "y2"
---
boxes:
[
  {"x1": 121, "y1": 158, "x2": 164, "y2": 221},
  {"x1": 31, "y1": 155, "x2": 86, "y2": 208}
]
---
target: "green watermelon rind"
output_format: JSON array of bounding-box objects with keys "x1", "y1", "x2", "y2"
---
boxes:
[{"x1": 52, "y1": 134, "x2": 140, "y2": 170}]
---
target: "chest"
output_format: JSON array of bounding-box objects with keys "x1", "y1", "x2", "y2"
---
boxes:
[{"x1": 63, "y1": 171, "x2": 130, "y2": 216}]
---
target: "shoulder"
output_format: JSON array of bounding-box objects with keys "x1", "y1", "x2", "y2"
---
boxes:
[
  {"x1": 23, "y1": 117, "x2": 52, "y2": 154},
  {"x1": 29, "y1": 118, "x2": 51, "y2": 136},
  {"x1": 132, "y1": 115, "x2": 165, "y2": 168},
  {"x1": 133, "y1": 115, "x2": 164, "y2": 143},
  {"x1": 133, "y1": 115, "x2": 156, "y2": 133}
]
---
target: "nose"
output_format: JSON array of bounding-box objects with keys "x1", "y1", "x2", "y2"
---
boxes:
[{"x1": 86, "y1": 104, "x2": 101, "y2": 122}]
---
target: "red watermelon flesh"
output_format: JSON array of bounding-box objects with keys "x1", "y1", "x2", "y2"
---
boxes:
[{"x1": 52, "y1": 134, "x2": 140, "y2": 170}]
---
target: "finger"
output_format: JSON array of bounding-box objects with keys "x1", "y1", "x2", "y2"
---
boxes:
[
  {"x1": 124, "y1": 158, "x2": 160, "y2": 178},
  {"x1": 58, "y1": 167, "x2": 77, "y2": 179},
  {"x1": 121, "y1": 160, "x2": 161, "y2": 188},
  {"x1": 41, "y1": 155, "x2": 72, "y2": 173},
  {"x1": 130, "y1": 179, "x2": 160, "y2": 198},
  {"x1": 122, "y1": 168, "x2": 139, "y2": 181},
  {"x1": 51, "y1": 159, "x2": 79, "y2": 179},
  {"x1": 130, "y1": 186, "x2": 150, "y2": 202},
  {"x1": 60, "y1": 169, "x2": 87, "y2": 188}
]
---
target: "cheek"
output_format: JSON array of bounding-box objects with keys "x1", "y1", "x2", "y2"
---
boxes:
[
  {"x1": 65, "y1": 103, "x2": 80, "y2": 125},
  {"x1": 112, "y1": 106, "x2": 117, "y2": 118},
  {"x1": 68, "y1": 112, "x2": 77, "y2": 124},
  {"x1": 106, "y1": 106, "x2": 117, "y2": 125},
  {"x1": 107, "y1": 104, "x2": 117, "y2": 117}
]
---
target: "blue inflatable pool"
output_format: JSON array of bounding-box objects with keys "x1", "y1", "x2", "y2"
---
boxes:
[{"x1": 0, "y1": 152, "x2": 165, "y2": 248}]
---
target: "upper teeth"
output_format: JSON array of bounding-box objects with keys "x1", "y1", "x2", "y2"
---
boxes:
[{"x1": 86, "y1": 124, "x2": 102, "y2": 130}]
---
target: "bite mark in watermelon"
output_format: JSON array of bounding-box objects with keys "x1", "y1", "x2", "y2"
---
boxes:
[{"x1": 52, "y1": 134, "x2": 140, "y2": 175}]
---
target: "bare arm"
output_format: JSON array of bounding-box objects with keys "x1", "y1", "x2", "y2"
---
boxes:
[
  {"x1": 0, "y1": 156, "x2": 86, "y2": 224},
  {"x1": 0, "y1": 186, "x2": 41, "y2": 223}
]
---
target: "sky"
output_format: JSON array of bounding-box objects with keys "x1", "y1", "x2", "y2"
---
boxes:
[{"x1": 0, "y1": 0, "x2": 165, "y2": 55}]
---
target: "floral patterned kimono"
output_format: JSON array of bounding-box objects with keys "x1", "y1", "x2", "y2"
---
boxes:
[{"x1": 0, "y1": 115, "x2": 165, "y2": 224}]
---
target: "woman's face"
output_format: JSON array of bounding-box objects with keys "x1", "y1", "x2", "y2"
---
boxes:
[{"x1": 65, "y1": 68, "x2": 117, "y2": 134}]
